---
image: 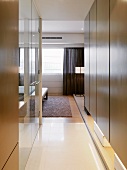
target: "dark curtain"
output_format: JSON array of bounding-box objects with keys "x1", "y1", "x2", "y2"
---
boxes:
[{"x1": 63, "y1": 48, "x2": 84, "y2": 95}]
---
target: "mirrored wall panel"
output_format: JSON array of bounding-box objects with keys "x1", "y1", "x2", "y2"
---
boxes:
[{"x1": 19, "y1": 0, "x2": 40, "y2": 169}]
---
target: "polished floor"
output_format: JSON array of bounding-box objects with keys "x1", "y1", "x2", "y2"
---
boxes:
[
  {"x1": 74, "y1": 96, "x2": 114, "y2": 170},
  {"x1": 20, "y1": 96, "x2": 106, "y2": 170}
]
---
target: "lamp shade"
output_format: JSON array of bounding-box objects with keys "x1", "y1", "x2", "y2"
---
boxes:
[
  {"x1": 75, "y1": 67, "x2": 85, "y2": 74},
  {"x1": 81, "y1": 67, "x2": 85, "y2": 73},
  {"x1": 75, "y1": 67, "x2": 80, "y2": 74}
]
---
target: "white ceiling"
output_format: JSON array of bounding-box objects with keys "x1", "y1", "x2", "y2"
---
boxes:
[
  {"x1": 42, "y1": 21, "x2": 84, "y2": 33},
  {"x1": 34, "y1": 0, "x2": 94, "y2": 21},
  {"x1": 19, "y1": 0, "x2": 94, "y2": 33},
  {"x1": 38, "y1": 0, "x2": 93, "y2": 33}
]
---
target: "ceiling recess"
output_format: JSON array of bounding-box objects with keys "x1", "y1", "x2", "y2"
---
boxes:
[{"x1": 42, "y1": 37, "x2": 62, "y2": 39}]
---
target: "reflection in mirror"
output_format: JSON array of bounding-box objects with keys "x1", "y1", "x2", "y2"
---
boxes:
[
  {"x1": 19, "y1": 48, "x2": 24, "y2": 101},
  {"x1": 19, "y1": 0, "x2": 40, "y2": 169}
]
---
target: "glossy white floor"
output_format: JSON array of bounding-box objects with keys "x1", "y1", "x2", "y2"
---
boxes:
[{"x1": 21, "y1": 96, "x2": 106, "y2": 170}]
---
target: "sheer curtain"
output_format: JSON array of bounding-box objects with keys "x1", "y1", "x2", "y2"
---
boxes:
[
  {"x1": 42, "y1": 49, "x2": 64, "y2": 95},
  {"x1": 63, "y1": 48, "x2": 84, "y2": 95}
]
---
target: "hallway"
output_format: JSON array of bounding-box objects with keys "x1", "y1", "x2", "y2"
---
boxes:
[{"x1": 24, "y1": 96, "x2": 106, "y2": 170}]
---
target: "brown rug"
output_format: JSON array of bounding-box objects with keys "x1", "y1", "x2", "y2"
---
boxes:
[{"x1": 42, "y1": 96, "x2": 72, "y2": 117}]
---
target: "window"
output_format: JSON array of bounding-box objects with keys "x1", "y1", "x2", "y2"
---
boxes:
[
  {"x1": 42, "y1": 49, "x2": 64, "y2": 74},
  {"x1": 19, "y1": 48, "x2": 36, "y2": 74},
  {"x1": 19, "y1": 48, "x2": 24, "y2": 73},
  {"x1": 29, "y1": 48, "x2": 35, "y2": 74}
]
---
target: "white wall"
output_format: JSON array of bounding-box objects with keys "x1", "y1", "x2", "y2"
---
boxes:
[
  {"x1": 42, "y1": 74, "x2": 63, "y2": 95},
  {"x1": 42, "y1": 33, "x2": 84, "y2": 45},
  {"x1": 19, "y1": 33, "x2": 84, "y2": 48}
]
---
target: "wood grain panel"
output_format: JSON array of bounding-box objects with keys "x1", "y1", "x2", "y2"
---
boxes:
[
  {"x1": 3, "y1": 145, "x2": 19, "y2": 170},
  {"x1": 96, "y1": 0, "x2": 110, "y2": 140},
  {"x1": 0, "y1": 0, "x2": 19, "y2": 169},
  {"x1": 110, "y1": 0, "x2": 127, "y2": 168},
  {"x1": 84, "y1": 13, "x2": 90, "y2": 112},
  {"x1": 89, "y1": 0, "x2": 97, "y2": 121}
]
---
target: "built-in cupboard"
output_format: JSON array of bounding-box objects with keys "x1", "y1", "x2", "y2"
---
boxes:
[
  {"x1": 110, "y1": 0, "x2": 127, "y2": 168},
  {"x1": 0, "y1": 0, "x2": 19, "y2": 169},
  {"x1": 89, "y1": 1, "x2": 97, "y2": 122},
  {"x1": 84, "y1": 13, "x2": 90, "y2": 113},
  {"x1": 96, "y1": 0, "x2": 110, "y2": 141},
  {"x1": 84, "y1": 0, "x2": 127, "y2": 168}
]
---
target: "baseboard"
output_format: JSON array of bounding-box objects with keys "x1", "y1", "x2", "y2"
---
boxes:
[
  {"x1": 94, "y1": 121, "x2": 111, "y2": 147},
  {"x1": 114, "y1": 153, "x2": 126, "y2": 170}
]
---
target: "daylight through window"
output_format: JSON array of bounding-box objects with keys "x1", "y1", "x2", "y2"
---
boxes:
[{"x1": 42, "y1": 49, "x2": 64, "y2": 74}]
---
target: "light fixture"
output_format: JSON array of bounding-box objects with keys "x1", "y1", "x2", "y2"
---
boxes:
[
  {"x1": 81, "y1": 67, "x2": 85, "y2": 73},
  {"x1": 75, "y1": 67, "x2": 80, "y2": 74},
  {"x1": 75, "y1": 67, "x2": 84, "y2": 74}
]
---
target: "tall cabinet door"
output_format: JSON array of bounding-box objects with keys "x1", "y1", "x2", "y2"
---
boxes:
[
  {"x1": 96, "y1": 0, "x2": 110, "y2": 141},
  {"x1": 0, "y1": 0, "x2": 18, "y2": 169},
  {"x1": 89, "y1": 0, "x2": 97, "y2": 121},
  {"x1": 110, "y1": 0, "x2": 127, "y2": 168},
  {"x1": 84, "y1": 13, "x2": 90, "y2": 113}
]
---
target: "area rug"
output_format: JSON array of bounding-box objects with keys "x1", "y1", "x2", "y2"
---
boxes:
[{"x1": 42, "y1": 96, "x2": 72, "y2": 117}]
